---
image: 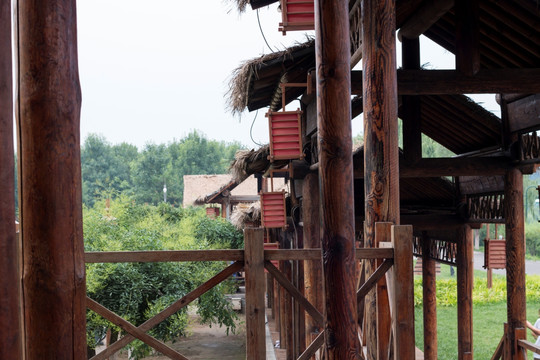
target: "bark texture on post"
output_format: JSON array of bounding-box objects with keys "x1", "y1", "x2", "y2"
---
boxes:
[
  {"x1": 505, "y1": 168, "x2": 526, "y2": 360},
  {"x1": 421, "y1": 233, "x2": 437, "y2": 360},
  {"x1": 303, "y1": 173, "x2": 324, "y2": 349},
  {"x1": 0, "y1": 0, "x2": 22, "y2": 357},
  {"x1": 314, "y1": 0, "x2": 359, "y2": 358},
  {"x1": 18, "y1": 0, "x2": 86, "y2": 357},
  {"x1": 456, "y1": 225, "x2": 473, "y2": 360},
  {"x1": 362, "y1": 0, "x2": 399, "y2": 359}
]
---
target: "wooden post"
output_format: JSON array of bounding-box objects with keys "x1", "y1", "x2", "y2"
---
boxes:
[
  {"x1": 375, "y1": 223, "x2": 392, "y2": 360},
  {"x1": 362, "y1": 0, "x2": 399, "y2": 359},
  {"x1": 295, "y1": 227, "x2": 306, "y2": 357},
  {"x1": 281, "y1": 232, "x2": 293, "y2": 360},
  {"x1": 0, "y1": 0, "x2": 22, "y2": 357},
  {"x1": 245, "y1": 227, "x2": 266, "y2": 359},
  {"x1": 505, "y1": 168, "x2": 527, "y2": 360},
  {"x1": 456, "y1": 225, "x2": 473, "y2": 360},
  {"x1": 391, "y1": 225, "x2": 415, "y2": 359},
  {"x1": 422, "y1": 232, "x2": 437, "y2": 360},
  {"x1": 302, "y1": 173, "x2": 324, "y2": 355},
  {"x1": 455, "y1": 0, "x2": 480, "y2": 76},
  {"x1": 401, "y1": 37, "x2": 422, "y2": 165},
  {"x1": 314, "y1": 0, "x2": 359, "y2": 358},
  {"x1": 17, "y1": 0, "x2": 86, "y2": 357}
]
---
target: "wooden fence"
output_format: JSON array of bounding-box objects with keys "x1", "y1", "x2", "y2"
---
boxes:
[{"x1": 85, "y1": 225, "x2": 413, "y2": 359}]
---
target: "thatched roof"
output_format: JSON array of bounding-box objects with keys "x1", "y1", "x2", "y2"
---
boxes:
[
  {"x1": 229, "y1": 145, "x2": 289, "y2": 183},
  {"x1": 194, "y1": 175, "x2": 259, "y2": 205},
  {"x1": 183, "y1": 175, "x2": 233, "y2": 207},
  {"x1": 230, "y1": 201, "x2": 261, "y2": 229},
  {"x1": 227, "y1": 39, "x2": 315, "y2": 115}
]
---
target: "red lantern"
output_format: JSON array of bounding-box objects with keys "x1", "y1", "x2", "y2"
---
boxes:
[
  {"x1": 267, "y1": 109, "x2": 303, "y2": 162},
  {"x1": 279, "y1": 0, "x2": 315, "y2": 35},
  {"x1": 260, "y1": 191, "x2": 287, "y2": 229}
]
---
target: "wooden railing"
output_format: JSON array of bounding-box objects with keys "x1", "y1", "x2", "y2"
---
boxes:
[
  {"x1": 85, "y1": 225, "x2": 411, "y2": 359},
  {"x1": 490, "y1": 324, "x2": 540, "y2": 360}
]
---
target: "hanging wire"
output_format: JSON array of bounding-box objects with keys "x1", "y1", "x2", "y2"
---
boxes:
[
  {"x1": 250, "y1": 109, "x2": 264, "y2": 146},
  {"x1": 257, "y1": 9, "x2": 275, "y2": 53}
]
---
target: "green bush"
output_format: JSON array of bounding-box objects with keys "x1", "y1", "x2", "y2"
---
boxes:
[
  {"x1": 526, "y1": 222, "x2": 540, "y2": 257},
  {"x1": 84, "y1": 196, "x2": 242, "y2": 359}
]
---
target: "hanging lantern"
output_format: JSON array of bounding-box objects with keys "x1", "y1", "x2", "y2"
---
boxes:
[
  {"x1": 279, "y1": 0, "x2": 315, "y2": 35},
  {"x1": 267, "y1": 109, "x2": 303, "y2": 162},
  {"x1": 260, "y1": 190, "x2": 287, "y2": 229}
]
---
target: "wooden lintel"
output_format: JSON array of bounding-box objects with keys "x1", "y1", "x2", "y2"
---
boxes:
[
  {"x1": 351, "y1": 69, "x2": 540, "y2": 95},
  {"x1": 398, "y1": 0, "x2": 454, "y2": 40},
  {"x1": 353, "y1": 157, "x2": 511, "y2": 179}
]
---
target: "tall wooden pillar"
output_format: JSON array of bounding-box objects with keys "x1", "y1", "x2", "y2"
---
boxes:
[
  {"x1": 401, "y1": 37, "x2": 422, "y2": 164},
  {"x1": 362, "y1": 0, "x2": 399, "y2": 359},
  {"x1": 504, "y1": 168, "x2": 526, "y2": 359},
  {"x1": 456, "y1": 225, "x2": 473, "y2": 360},
  {"x1": 422, "y1": 233, "x2": 437, "y2": 360},
  {"x1": 314, "y1": 0, "x2": 359, "y2": 358},
  {"x1": 17, "y1": 0, "x2": 87, "y2": 357},
  {"x1": 303, "y1": 173, "x2": 324, "y2": 351},
  {"x1": 0, "y1": 0, "x2": 22, "y2": 357}
]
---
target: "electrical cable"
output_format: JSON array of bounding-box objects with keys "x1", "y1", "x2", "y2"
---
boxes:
[
  {"x1": 250, "y1": 109, "x2": 264, "y2": 146},
  {"x1": 257, "y1": 9, "x2": 275, "y2": 53}
]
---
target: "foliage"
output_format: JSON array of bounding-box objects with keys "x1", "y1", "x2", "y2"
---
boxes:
[
  {"x1": 81, "y1": 131, "x2": 242, "y2": 207},
  {"x1": 84, "y1": 197, "x2": 243, "y2": 359}
]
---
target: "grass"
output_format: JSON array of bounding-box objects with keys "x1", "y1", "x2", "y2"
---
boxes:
[{"x1": 413, "y1": 263, "x2": 540, "y2": 359}]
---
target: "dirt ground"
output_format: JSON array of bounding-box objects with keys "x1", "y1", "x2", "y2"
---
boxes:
[{"x1": 110, "y1": 313, "x2": 246, "y2": 360}]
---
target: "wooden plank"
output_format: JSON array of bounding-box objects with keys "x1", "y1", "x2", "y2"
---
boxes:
[
  {"x1": 298, "y1": 331, "x2": 325, "y2": 360},
  {"x1": 265, "y1": 260, "x2": 324, "y2": 327},
  {"x1": 350, "y1": 69, "x2": 540, "y2": 95},
  {"x1": 357, "y1": 259, "x2": 393, "y2": 305},
  {"x1": 505, "y1": 168, "x2": 527, "y2": 360},
  {"x1": 507, "y1": 94, "x2": 540, "y2": 133},
  {"x1": 456, "y1": 225, "x2": 473, "y2": 360},
  {"x1": 422, "y1": 232, "x2": 438, "y2": 360},
  {"x1": 0, "y1": 0, "x2": 21, "y2": 356},
  {"x1": 315, "y1": 0, "x2": 359, "y2": 357},
  {"x1": 91, "y1": 261, "x2": 243, "y2": 360},
  {"x1": 264, "y1": 248, "x2": 393, "y2": 260},
  {"x1": 398, "y1": 0, "x2": 454, "y2": 40},
  {"x1": 517, "y1": 339, "x2": 540, "y2": 355},
  {"x1": 87, "y1": 298, "x2": 188, "y2": 360},
  {"x1": 391, "y1": 225, "x2": 415, "y2": 360},
  {"x1": 18, "y1": 0, "x2": 86, "y2": 357},
  {"x1": 490, "y1": 334, "x2": 504, "y2": 360},
  {"x1": 85, "y1": 250, "x2": 244, "y2": 263},
  {"x1": 244, "y1": 228, "x2": 266, "y2": 359},
  {"x1": 363, "y1": 0, "x2": 399, "y2": 358}
]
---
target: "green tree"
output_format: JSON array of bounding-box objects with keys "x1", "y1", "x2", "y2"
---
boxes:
[
  {"x1": 131, "y1": 143, "x2": 170, "y2": 205},
  {"x1": 85, "y1": 197, "x2": 241, "y2": 359}
]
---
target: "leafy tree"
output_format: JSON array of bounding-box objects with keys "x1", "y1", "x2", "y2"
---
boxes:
[
  {"x1": 130, "y1": 143, "x2": 170, "y2": 205},
  {"x1": 84, "y1": 197, "x2": 241, "y2": 359}
]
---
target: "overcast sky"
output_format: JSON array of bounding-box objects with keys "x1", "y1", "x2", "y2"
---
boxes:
[{"x1": 76, "y1": 1, "x2": 499, "y2": 149}]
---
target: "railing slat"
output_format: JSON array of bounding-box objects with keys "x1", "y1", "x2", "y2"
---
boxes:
[{"x1": 85, "y1": 250, "x2": 244, "y2": 263}]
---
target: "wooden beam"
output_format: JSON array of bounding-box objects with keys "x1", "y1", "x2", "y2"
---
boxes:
[
  {"x1": 354, "y1": 157, "x2": 512, "y2": 178},
  {"x1": 85, "y1": 250, "x2": 245, "y2": 263},
  {"x1": 456, "y1": 225, "x2": 473, "y2": 360},
  {"x1": 398, "y1": 0, "x2": 454, "y2": 40},
  {"x1": 351, "y1": 69, "x2": 540, "y2": 95},
  {"x1": 244, "y1": 228, "x2": 266, "y2": 360},
  {"x1": 315, "y1": 0, "x2": 359, "y2": 358},
  {"x1": 455, "y1": 0, "x2": 480, "y2": 76},
  {"x1": 0, "y1": 0, "x2": 22, "y2": 356},
  {"x1": 422, "y1": 232, "x2": 438, "y2": 360},
  {"x1": 401, "y1": 37, "x2": 422, "y2": 164},
  {"x1": 362, "y1": 0, "x2": 400, "y2": 358},
  {"x1": 18, "y1": 0, "x2": 86, "y2": 357},
  {"x1": 504, "y1": 168, "x2": 527, "y2": 360},
  {"x1": 391, "y1": 225, "x2": 415, "y2": 359},
  {"x1": 507, "y1": 94, "x2": 540, "y2": 133},
  {"x1": 302, "y1": 173, "x2": 324, "y2": 348}
]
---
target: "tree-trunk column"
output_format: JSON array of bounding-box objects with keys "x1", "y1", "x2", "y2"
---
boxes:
[
  {"x1": 18, "y1": 0, "x2": 86, "y2": 357},
  {"x1": 505, "y1": 168, "x2": 526, "y2": 359},
  {"x1": 314, "y1": 0, "x2": 359, "y2": 358},
  {"x1": 302, "y1": 173, "x2": 324, "y2": 350},
  {"x1": 1, "y1": 0, "x2": 22, "y2": 357},
  {"x1": 362, "y1": 0, "x2": 400, "y2": 359},
  {"x1": 422, "y1": 233, "x2": 437, "y2": 360},
  {"x1": 456, "y1": 225, "x2": 473, "y2": 360}
]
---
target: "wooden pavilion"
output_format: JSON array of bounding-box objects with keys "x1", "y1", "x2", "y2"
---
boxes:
[{"x1": 1, "y1": 0, "x2": 540, "y2": 359}]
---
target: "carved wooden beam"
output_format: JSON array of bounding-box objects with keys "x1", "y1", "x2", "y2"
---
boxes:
[{"x1": 351, "y1": 69, "x2": 540, "y2": 95}]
